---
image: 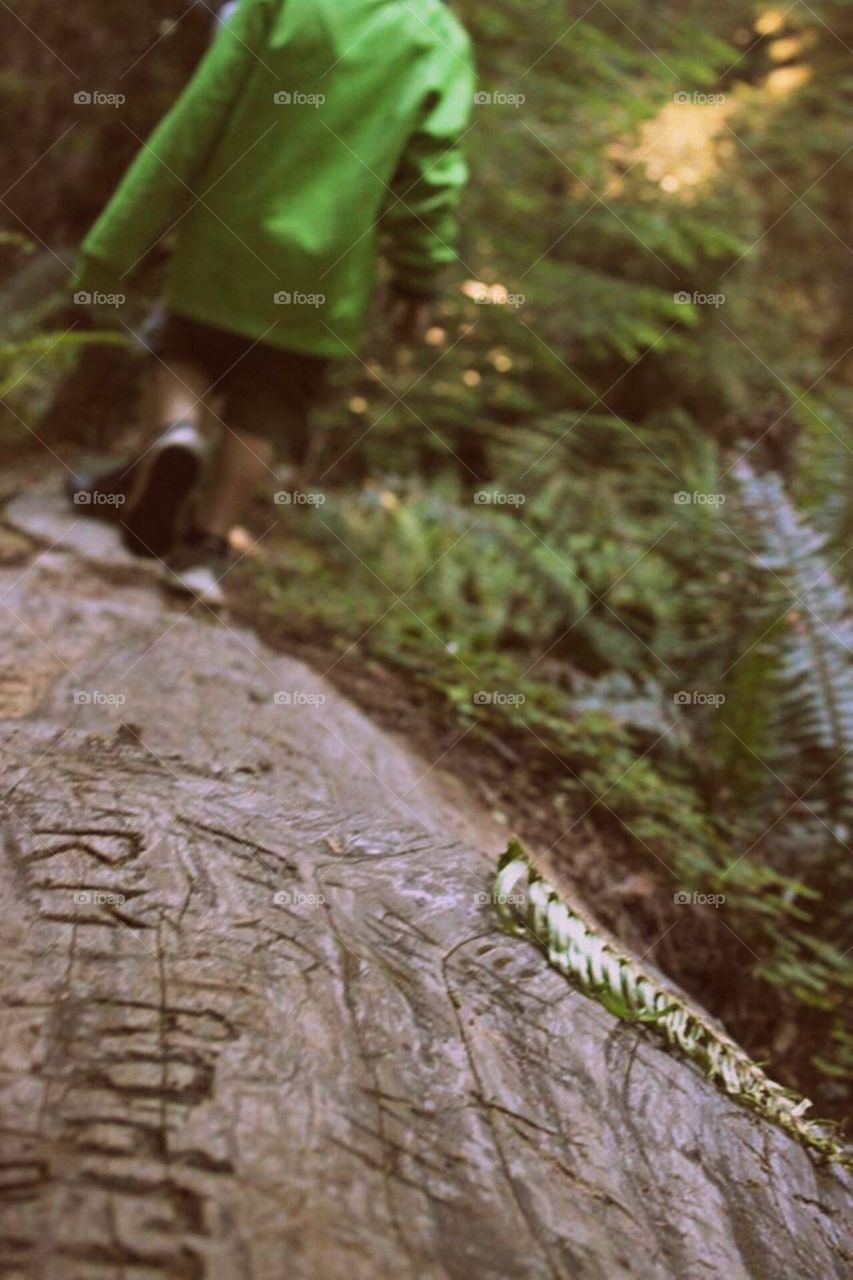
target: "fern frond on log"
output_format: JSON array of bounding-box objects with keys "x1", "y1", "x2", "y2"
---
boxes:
[{"x1": 494, "y1": 839, "x2": 852, "y2": 1169}]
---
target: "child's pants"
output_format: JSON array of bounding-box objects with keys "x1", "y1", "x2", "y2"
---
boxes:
[{"x1": 155, "y1": 312, "x2": 332, "y2": 460}]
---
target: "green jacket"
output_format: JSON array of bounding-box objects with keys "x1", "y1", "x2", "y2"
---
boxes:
[{"x1": 76, "y1": 0, "x2": 475, "y2": 358}]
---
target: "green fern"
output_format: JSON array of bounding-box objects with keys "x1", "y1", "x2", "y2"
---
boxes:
[{"x1": 736, "y1": 461, "x2": 853, "y2": 846}]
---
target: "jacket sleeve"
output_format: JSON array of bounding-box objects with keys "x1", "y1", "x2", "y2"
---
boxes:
[
  {"x1": 75, "y1": 0, "x2": 273, "y2": 292},
  {"x1": 380, "y1": 34, "x2": 476, "y2": 298}
]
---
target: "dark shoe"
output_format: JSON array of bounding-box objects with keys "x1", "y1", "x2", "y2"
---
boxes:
[
  {"x1": 120, "y1": 421, "x2": 207, "y2": 559},
  {"x1": 165, "y1": 530, "x2": 232, "y2": 608},
  {"x1": 66, "y1": 422, "x2": 207, "y2": 556}
]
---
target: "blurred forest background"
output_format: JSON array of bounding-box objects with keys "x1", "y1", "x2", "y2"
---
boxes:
[{"x1": 2, "y1": 0, "x2": 852, "y2": 1120}]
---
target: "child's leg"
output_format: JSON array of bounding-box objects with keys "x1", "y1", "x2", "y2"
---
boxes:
[
  {"x1": 143, "y1": 359, "x2": 210, "y2": 438},
  {"x1": 67, "y1": 356, "x2": 211, "y2": 538},
  {"x1": 165, "y1": 426, "x2": 274, "y2": 608},
  {"x1": 164, "y1": 337, "x2": 330, "y2": 604},
  {"x1": 116, "y1": 357, "x2": 212, "y2": 557},
  {"x1": 195, "y1": 428, "x2": 276, "y2": 540}
]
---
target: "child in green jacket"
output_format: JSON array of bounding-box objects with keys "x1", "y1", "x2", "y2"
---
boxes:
[{"x1": 72, "y1": 0, "x2": 475, "y2": 605}]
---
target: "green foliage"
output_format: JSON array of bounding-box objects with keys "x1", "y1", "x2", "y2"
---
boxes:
[{"x1": 0, "y1": 239, "x2": 130, "y2": 438}]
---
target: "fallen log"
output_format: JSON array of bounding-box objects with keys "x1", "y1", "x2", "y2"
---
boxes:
[{"x1": 0, "y1": 491, "x2": 850, "y2": 1279}]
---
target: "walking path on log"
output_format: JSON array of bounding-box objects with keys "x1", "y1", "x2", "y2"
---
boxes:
[{"x1": 1, "y1": 479, "x2": 851, "y2": 1280}]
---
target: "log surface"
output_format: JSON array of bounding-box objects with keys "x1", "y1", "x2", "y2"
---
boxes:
[{"x1": 1, "y1": 492, "x2": 850, "y2": 1280}]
